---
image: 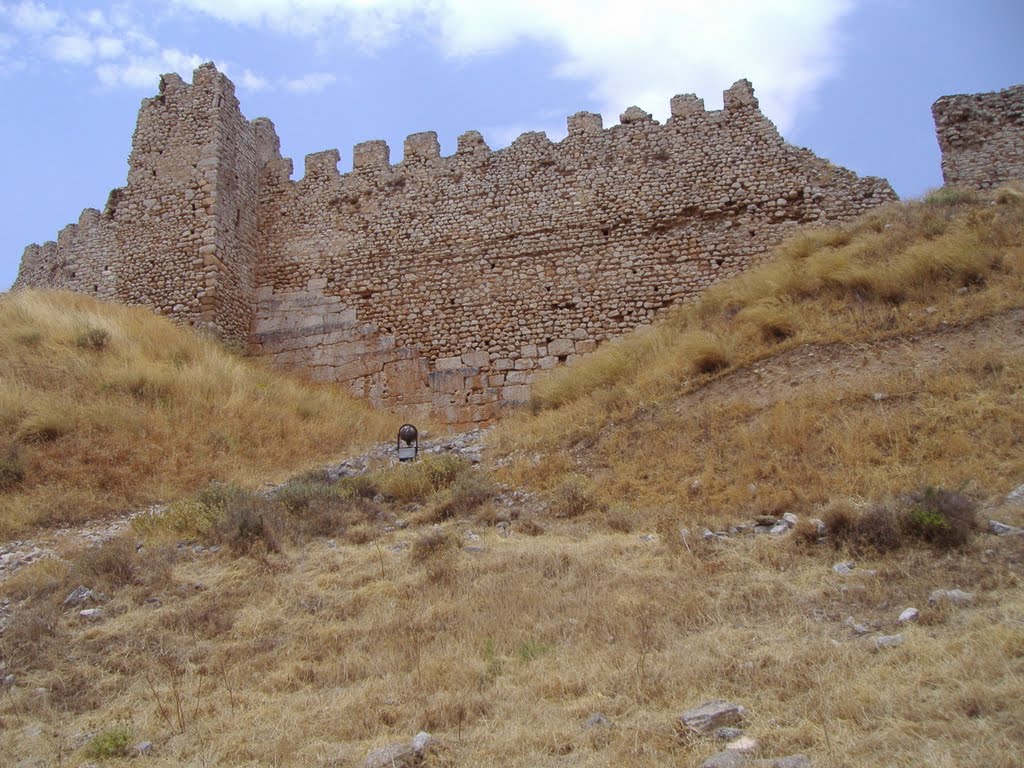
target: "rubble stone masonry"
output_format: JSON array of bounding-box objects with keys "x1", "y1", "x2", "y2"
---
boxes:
[
  {"x1": 15, "y1": 64, "x2": 905, "y2": 426},
  {"x1": 932, "y1": 84, "x2": 1024, "y2": 188}
]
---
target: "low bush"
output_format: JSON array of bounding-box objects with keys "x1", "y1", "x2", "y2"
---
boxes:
[
  {"x1": 71, "y1": 537, "x2": 138, "y2": 590},
  {"x1": 429, "y1": 470, "x2": 495, "y2": 521},
  {"x1": 822, "y1": 501, "x2": 903, "y2": 554},
  {"x1": 16, "y1": 409, "x2": 73, "y2": 443},
  {"x1": 85, "y1": 727, "x2": 132, "y2": 759},
  {"x1": 0, "y1": 442, "x2": 26, "y2": 491},
  {"x1": 210, "y1": 492, "x2": 282, "y2": 555},
  {"x1": 549, "y1": 474, "x2": 603, "y2": 518},
  {"x1": 374, "y1": 454, "x2": 471, "y2": 503},
  {"x1": 74, "y1": 327, "x2": 110, "y2": 352},
  {"x1": 411, "y1": 529, "x2": 456, "y2": 563},
  {"x1": 823, "y1": 487, "x2": 977, "y2": 554},
  {"x1": 902, "y1": 486, "x2": 976, "y2": 549}
]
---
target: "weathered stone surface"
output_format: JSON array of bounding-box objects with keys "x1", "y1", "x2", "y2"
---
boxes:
[
  {"x1": 14, "y1": 64, "x2": 901, "y2": 427},
  {"x1": 364, "y1": 742, "x2": 418, "y2": 768},
  {"x1": 680, "y1": 700, "x2": 745, "y2": 734},
  {"x1": 989, "y1": 520, "x2": 1024, "y2": 535},
  {"x1": 897, "y1": 607, "x2": 920, "y2": 624},
  {"x1": 928, "y1": 589, "x2": 975, "y2": 606},
  {"x1": 933, "y1": 84, "x2": 1024, "y2": 188},
  {"x1": 873, "y1": 634, "x2": 905, "y2": 651}
]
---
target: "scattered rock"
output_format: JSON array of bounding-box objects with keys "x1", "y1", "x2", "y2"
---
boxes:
[
  {"x1": 63, "y1": 585, "x2": 98, "y2": 608},
  {"x1": 495, "y1": 521, "x2": 511, "y2": 537},
  {"x1": 134, "y1": 741, "x2": 154, "y2": 756},
  {"x1": 79, "y1": 608, "x2": 103, "y2": 621},
  {"x1": 782, "y1": 512, "x2": 799, "y2": 527},
  {"x1": 584, "y1": 713, "x2": 611, "y2": 729},
  {"x1": 364, "y1": 743, "x2": 417, "y2": 768},
  {"x1": 873, "y1": 634, "x2": 904, "y2": 651},
  {"x1": 700, "y1": 753, "x2": 811, "y2": 768},
  {"x1": 832, "y1": 562, "x2": 855, "y2": 575},
  {"x1": 844, "y1": 616, "x2": 871, "y2": 636},
  {"x1": 715, "y1": 727, "x2": 745, "y2": 742},
  {"x1": 701, "y1": 752, "x2": 747, "y2": 768},
  {"x1": 1004, "y1": 483, "x2": 1024, "y2": 505},
  {"x1": 897, "y1": 607, "x2": 920, "y2": 624},
  {"x1": 726, "y1": 736, "x2": 760, "y2": 752},
  {"x1": 680, "y1": 700, "x2": 745, "y2": 735},
  {"x1": 754, "y1": 515, "x2": 778, "y2": 526},
  {"x1": 638, "y1": 534, "x2": 657, "y2": 543},
  {"x1": 928, "y1": 589, "x2": 974, "y2": 606},
  {"x1": 769, "y1": 523, "x2": 789, "y2": 535},
  {"x1": 809, "y1": 518, "x2": 826, "y2": 535},
  {"x1": 989, "y1": 520, "x2": 1024, "y2": 536}
]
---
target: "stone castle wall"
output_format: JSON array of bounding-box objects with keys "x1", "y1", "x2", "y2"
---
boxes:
[
  {"x1": 15, "y1": 64, "x2": 901, "y2": 426},
  {"x1": 932, "y1": 84, "x2": 1024, "y2": 188}
]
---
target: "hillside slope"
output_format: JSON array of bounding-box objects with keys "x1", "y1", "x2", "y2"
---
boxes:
[
  {"x1": 493, "y1": 186, "x2": 1024, "y2": 518},
  {"x1": 0, "y1": 292, "x2": 395, "y2": 535},
  {"x1": 1, "y1": 187, "x2": 1023, "y2": 768}
]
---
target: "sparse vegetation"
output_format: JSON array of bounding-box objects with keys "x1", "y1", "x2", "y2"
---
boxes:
[
  {"x1": 85, "y1": 727, "x2": 132, "y2": 759},
  {"x1": 0, "y1": 290, "x2": 393, "y2": 534},
  {"x1": 2, "y1": 190, "x2": 1023, "y2": 767}
]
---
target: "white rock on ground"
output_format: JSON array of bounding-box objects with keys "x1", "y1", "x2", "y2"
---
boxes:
[
  {"x1": 897, "y1": 607, "x2": 920, "y2": 624},
  {"x1": 680, "y1": 700, "x2": 745, "y2": 734},
  {"x1": 928, "y1": 589, "x2": 975, "y2": 606}
]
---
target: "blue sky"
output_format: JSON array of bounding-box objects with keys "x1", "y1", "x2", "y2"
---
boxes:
[{"x1": 1, "y1": 0, "x2": 1022, "y2": 291}]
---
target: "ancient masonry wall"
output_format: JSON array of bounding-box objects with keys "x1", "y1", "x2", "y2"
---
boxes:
[
  {"x1": 932, "y1": 84, "x2": 1024, "y2": 188},
  {"x1": 15, "y1": 65, "x2": 899, "y2": 426},
  {"x1": 13, "y1": 64, "x2": 264, "y2": 342}
]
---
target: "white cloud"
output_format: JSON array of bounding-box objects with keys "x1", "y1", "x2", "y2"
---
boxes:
[
  {"x1": 284, "y1": 71, "x2": 336, "y2": 94},
  {"x1": 240, "y1": 68, "x2": 269, "y2": 91},
  {"x1": 95, "y1": 35, "x2": 125, "y2": 58},
  {"x1": 97, "y1": 48, "x2": 206, "y2": 89},
  {"x1": 8, "y1": 0, "x2": 62, "y2": 33},
  {"x1": 49, "y1": 33, "x2": 95, "y2": 64},
  {"x1": 170, "y1": 0, "x2": 855, "y2": 130}
]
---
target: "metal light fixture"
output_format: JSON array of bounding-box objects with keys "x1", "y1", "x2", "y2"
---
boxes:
[{"x1": 397, "y1": 424, "x2": 418, "y2": 462}]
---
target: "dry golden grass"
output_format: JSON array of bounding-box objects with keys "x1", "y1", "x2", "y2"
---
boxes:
[
  {"x1": 527, "y1": 185, "x2": 1024, "y2": 415},
  {"x1": 0, "y1": 291, "x2": 395, "y2": 534},
  {"x1": 502, "y1": 187, "x2": 1024, "y2": 518},
  {"x1": 3, "y1": 190, "x2": 1024, "y2": 767},
  {"x1": 2, "y1": 515, "x2": 1021, "y2": 767}
]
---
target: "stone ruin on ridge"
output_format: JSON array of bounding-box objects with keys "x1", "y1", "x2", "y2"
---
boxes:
[{"x1": 12, "y1": 63, "x2": 926, "y2": 425}]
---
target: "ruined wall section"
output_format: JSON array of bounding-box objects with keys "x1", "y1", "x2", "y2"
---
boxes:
[
  {"x1": 13, "y1": 64, "x2": 264, "y2": 345},
  {"x1": 12, "y1": 208, "x2": 118, "y2": 298},
  {"x1": 253, "y1": 81, "x2": 896, "y2": 425},
  {"x1": 933, "y1": 84, "x2": 1024, "y2": 188}
]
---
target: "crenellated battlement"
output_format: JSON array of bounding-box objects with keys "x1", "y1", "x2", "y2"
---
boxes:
[
  {"x1": 15, "y1": 64, "x2": 904, "y2": 426},
  {"x1": 278, "y1": 81, "x2": 766, "y2": 188}
]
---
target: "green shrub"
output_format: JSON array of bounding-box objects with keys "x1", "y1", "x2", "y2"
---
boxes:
[
  {"x1": 85, "y1": 727, "x2": 131, "y2": 759},
  {"x1": 902, "y1": 486, "x2": 976, "y2": 549}
]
